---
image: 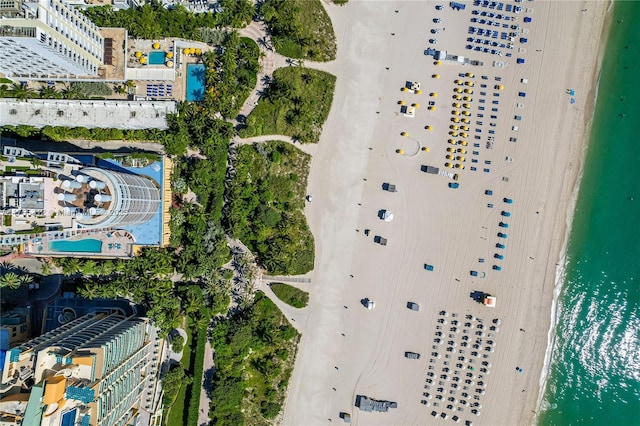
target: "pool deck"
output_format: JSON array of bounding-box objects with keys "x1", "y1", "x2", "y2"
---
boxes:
[{"x1": 24, "y1": 229, "x2": 134, "y2": 258}]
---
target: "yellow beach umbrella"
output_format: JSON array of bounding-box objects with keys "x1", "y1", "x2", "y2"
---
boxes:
[
  {"x1": 446, "y1": 154, "x2": 455, "y2": 160},
  {"x1": 496, "y1": 84, "x2": 504, "y2": 90},
  {"x1": 463, "y1": 96, "x2": 471, "y2": 101},
  {"x1": 425, "y1": 125, "x2": 433, "y2": 131},
  {"x1": 461, "y1": 118, "x2": 470, "y2": 124},
  {"x1": 461, "y1": 125, "x2": 469, "y2": 131},
  {"x1": 434, "y1": 61, "x2": 442, "y2": 66},
  {"x1": 453, "y1": 102, "x2": 461, "y2": 108},
  {"x1": 153, "y1": 42, "x2": 160, "y2": 50},
  {"x1": 401, "y1": 87, "x2": 408, "y2": 92},
  {"x1": 416, "y1": 89, "x2": 422, "y2": 95},
  {"x1": 422, "y1": 147, "x2": 430, "y2": 152},
  {"x1": 464, "y1": 89, "x2": 473, "y2": 94},
  {"x1": 135, "y1": 51, "x2": 142, "y2": 58},
  {"x1": 433, "y1": 74, "x2": 440, "y2": 79},
  {"x1": 195, "y1": 48, "x2": 202, "y2": 55},
  {"x1": 456, "y1": 156, "x2": 465, "y2": 162},
  {"x1": 139, "y1": 57, "x2": 147, "y2": 64},
  {"x1": 401, "y1": 131, "x2": 408, "y2": 137},
  {"x1": 453, "y1": 94, "x2": 462, "y2": 100},
  {"x1": 182, "y1": 48, "x2": 190, "y2": 55},
  {"x1": 455, "y1": 163, "x2": 465, "y2": 169},
  {"x1": 447, "y1": 147, "x2": 456, "y2": 153},
  {"x1": 452, "y1": 110, "x2": 460, "y2": 116},
  {"x1": 460, "y1": 132, "x2": 468, "y2": 138},
  {"x1": 466, "y1": 81, "x2": 474, "y2": 87},
  {"x1": 454, "y1": 88, "x2": 463, "y2": 93},
  {"x1": 445, "y1": 162, "x2": 453, "y2": 168},
  {"x1": 166, "y1": 60, "x2": 174, "y2": 67},
  {"x1": 428, "y1": 106, "x2": 436, "y2": 111},
  {"x1": 449, "y1": 131, "x2": 458, "y2": 137},
  {"x1": 166, "y1": 52, "x2": 174, "y2": 59},
  {"x1": 454, "y1": 79, "x2": 462, "y2": 85},
  {"x1": 452, "y1": 117, "x2": 460, "y2": 123},
  {"x1": 412, "y1": 103, "x2": 420, "y2": 108},
  {"x1": 399, "y1": 100, "x2": 406, "y2": 105},
  {"x1": 462, "y1": 111, "x2": 470, "y2": 116},
  {"x1": 448, "y1": 139, "x2": 456, "y2": 145},
  {"x1": 450, "y1": 125, "x2": 459, "y2": 130},
  {"x1": 457, "y1": 148, "x2": 467, "y2": 154},
  {"x1": 430, "y1": 92, "x2": 438, "y2": 98},
  {"x1": 460, "y1": 140, "x2": 468, "y2": 146},
  {"x1": 466, "y1": 72, "x2": 474, "y2": 78},
  {"x1": 396, "y1": 149, "x2": 404, "y2": 154}
]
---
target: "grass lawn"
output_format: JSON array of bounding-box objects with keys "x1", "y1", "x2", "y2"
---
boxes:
[
  {"x1": 270, "y1": 283, "x2": 309, "y2": 308},
  {"x1": 239, "y1": 67, "x2": 336, "y2": 144},
  {"x1": 226, "y1": 141, "x2": 314, "y2": 275},
  {"x1": 262, "y1": 0, "x2": 336, "y2": 61},
  {"x1": 165, "y1": 319, "x2": 193, "y2": 426}
]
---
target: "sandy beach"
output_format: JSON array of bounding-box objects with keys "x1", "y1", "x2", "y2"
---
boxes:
[{"x1": 283, "y1": 1, "x2": 610, "y2": 425}]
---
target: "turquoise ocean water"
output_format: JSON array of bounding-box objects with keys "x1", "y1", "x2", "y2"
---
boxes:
[{"x1": 538, "y1": 2, "x2": 640, "y2": 425}]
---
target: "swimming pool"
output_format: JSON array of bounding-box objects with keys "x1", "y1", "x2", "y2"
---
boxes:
[
  {"x1": 186, "y1": 63, "x2": 205, "y2": 101},
  {"x1": 148, "y1": 51, "x2": 166, "y2": 65},
  {"x1": 49, "y1": 239, "x2": 102, "y2": 253}
]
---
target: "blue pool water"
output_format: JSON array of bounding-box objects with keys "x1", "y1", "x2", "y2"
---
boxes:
[
  {"x1": 186, "y1": 63, "x2": 205, "y2": 101},
  {"x1": 49, "y1": 239, "x2": 102, "y2": 253},
  {"x1": 148, "y1": 51, "x2": 166, "y2": 65}
]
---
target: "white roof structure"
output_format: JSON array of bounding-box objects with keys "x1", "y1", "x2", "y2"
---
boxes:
[{"x1": 0, "y1": 99, "x2": 177, "y2": 130}]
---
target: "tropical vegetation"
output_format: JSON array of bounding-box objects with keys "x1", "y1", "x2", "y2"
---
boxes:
[
  {"x1": 261, "y1": 0, "x2": 337, "y2": 61},
  {"x1": 239, "y1": 67, "x2": 336, "y2": 143},
  {"x1": 270, "y1": 283, "x2": 309, "y2": 308},
  {"x1": 225, "y1": 141, "x2": 314, "y2": 275},
  {"x1": 83, "y1": 0, "x2": 255, "y2": 40},
  {"x1": 209, "y1": 291, "x2": 299, "y2": 425}
]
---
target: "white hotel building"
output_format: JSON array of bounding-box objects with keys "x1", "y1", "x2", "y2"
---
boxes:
[{"x1": 0, "y1": 0, "x2": 104, "y2": 78}]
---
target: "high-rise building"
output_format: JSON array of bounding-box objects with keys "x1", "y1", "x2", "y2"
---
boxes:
[
  {"x1": 0, "y1": 313, "x2": 165, "y2": 426},
  {"x1": 60, "y1": 168, "x2": 162, "y2": 229},
  {"x1": 0, "y1": 0, "x2": 104, "y2": 78}
]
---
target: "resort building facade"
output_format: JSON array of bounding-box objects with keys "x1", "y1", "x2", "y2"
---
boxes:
[
  {"x1": 0, "y1": 0, "x2": 104, "y2": 78},
  {"x1": 0, "y1": 312, "x2": 166, "y2": 426},
  {"x1": 0, "y1": 147, "x2": 170, "y2": 257}
]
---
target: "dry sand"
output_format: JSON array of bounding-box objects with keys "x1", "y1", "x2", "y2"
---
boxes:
[{"x1": 283, "y1": 1, "x2": 610, "y2": 425}]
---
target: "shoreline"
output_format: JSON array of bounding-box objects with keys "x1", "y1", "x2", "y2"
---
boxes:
[
  {"x1": 534, "y1": 0, "x2": 621, "y2": 420},
  {"x1": 284, "y1": 1, "x2": 613, "y2": 425}
]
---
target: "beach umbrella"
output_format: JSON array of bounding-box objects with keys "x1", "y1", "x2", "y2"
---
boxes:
[
  {"x1": 460, "y1": 132, "x2": 468, "y2": 138},
  {"x1": 453, "y1": 94, "x2": 462, "y2": 100},
  {"x1": 453, "y1": 102, "x2": 461, "y2": 108},
  {"x1": 464, "y1": 89, "x2": 473, "y2": 94},
  {"x1": 425, "y1": 125, "x2": 433, "y2": 130},
  {"x1": 182, "y1": 48, "x2": 190, "y2": 55},
  {"x1": 412, "y1": 103, "x2": 420, "y2": 108},
  {"x1": 448, "y1": 139, "x2": 456, "y2": 145},
  {"x1": 456, "y1": 156, "x2": 465, "y2": 162},
  {"x1": 396, "y1": 149, "x2": 404, "y2": 154},
  {"x1": 463, "y1": 96, "x2": 471, "y2": 101},
  {"x1": 457, "y1": 148, "x2": 467, "y2": 154},
  {"x1": 401, "y1": 131, "x2": 408, "y2": 137},
  {"x1": 452, "y1": 117, "x2": 460, "y2": 123},
  {"x1": 450, "y1": 125, "x2": 459, "y2": 130},
  {"x1": 452, "y1": 110, "x2": 460, "y2": 116},
  {"x1": 460, "y1": 140, "x2": 468, "y2": 146},
  {"x1": 430, "y1": 92, "x2": 438, "y2": 97},
  {"x1": 416, "y1": 89, "x2": 422, "y2": 94},
  {"x1": 432, "y1": 74, "x2": 440, "y2": 79},
  {"x1": 496, "y1": 84, "x2": 504, "y2": 90},
  {"x1": 461, "y1": 118, "x2": 470, "y2": 124},
  {"x1": 153, "y1": 42, "x2": 160, "y2": 49},
  {"x1": 435, "y1": 61, "x2": 442, "y2": 66},
  {"x1": 449, "y1": 131, "x2": 458, "y2": 137},
  {"x1": 454, "y1": 88, "x2": 463, "y2": 93},
  {"x1": 466, "y1": 81, "x2": 474, "y2": 87},
  {"x1": 195, "y1": 48, "x2": 202, "y2": 55},
  {"x1": 455, "y1": 79, "x2": 462, "y2": 85},
  {"x1": 446, "y1": 154, "x2": 455, "y2": 161},
  {"x1": 428, "y1": 106, "x2": 436, "y2": 111},
  {"x1": 461, "y1": 125, "x2": 469, "y2": 131},
  {"x1": 462, "y1": 103, "x2": 470, "y2": 109},
  {"x1": 466, "y1": 72, "x2": 474, "y2": 78},
  {"x1": 135, "y1": 51, "x2": 142, "y2": 58},
  {"x1": 401, "y1": 87, "x2": 408, "y2": 92},
  {"x1": 166, "y1": 60, "x2": 174, "y2": 67},
  {"x1": 445, "y1": 163, "x2": 453, "y2": 168},
  {"x1": 139, "y1": 57, "x2": 147, "y2": 64},
  {"x1": 462, "y1": 111, "x2": 470, "y2": 116},
  {"x1": 166, "y1": 52, "x2": 173, "y2": 59},
  {"x1": 422, "y1": 147, "x2": 430, "y2": 152},
  {"x1": 455, "y1": 163, "x2": 465, "y2": 169},
  {"x1": 447, "y1": 147, "x2": 456, "y2": 152},
  {"x1": 398, "y1": 100, "x2": 406, "y2": 105}
]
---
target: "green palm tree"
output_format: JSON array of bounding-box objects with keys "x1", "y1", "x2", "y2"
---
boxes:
[
  {"x1": 18, "y1": 274, "x2": 33, "y2": 286},
  {"x1": 39, "y1": 86, "x2": 60, "y2": 99},
  {"x1": 11, "y1": 83, "x2": 35, "y2": 101},
  {"x1": 61, "y1": 84, "x2": 82, "y2": 100},
  {"x1": 0, "y1": 272, "x2": 22, "y2": 289}
]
